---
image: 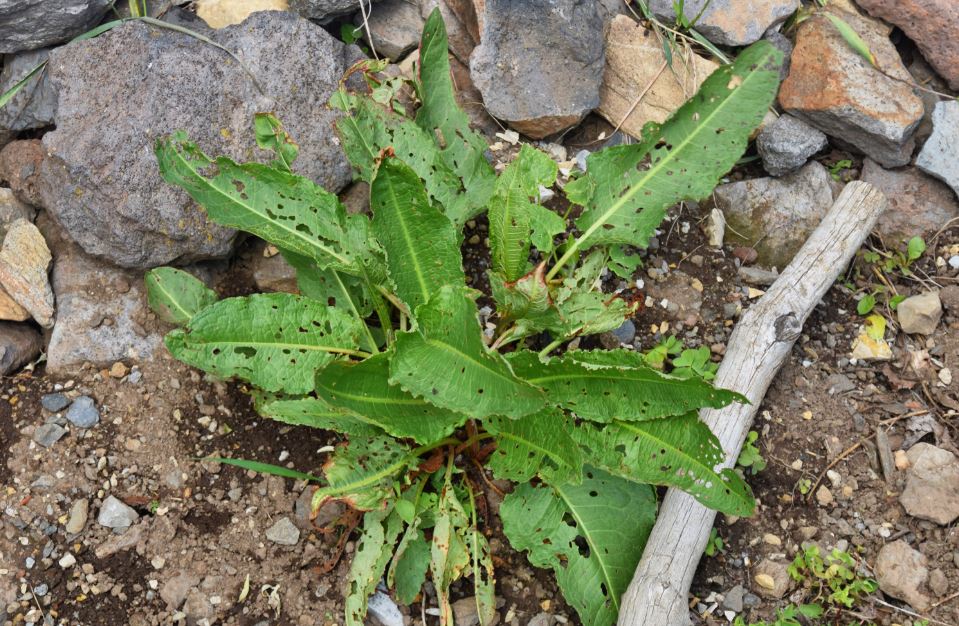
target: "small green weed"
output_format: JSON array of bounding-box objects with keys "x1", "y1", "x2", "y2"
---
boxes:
[
  {"x1": 737, "y1": 431, "x2": 767, "y2": 474},
  {"x1": 704, "y1": 527, "x2": 725, "y2": 557}
]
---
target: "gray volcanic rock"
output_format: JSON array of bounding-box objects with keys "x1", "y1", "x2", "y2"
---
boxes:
[
  {"x1": 37, "y1": 12, "x2": 355, "y2": 269},
  {"x1": 756, "y1": 114, "x2": 828, "y2": 176},
  {"x1": 648, "y1": 0, "x2": 798, "y2": 46},
  {"x1": 469, "y1": 0, "x2": 604, "y2": 139},
  {"x1": 288, "y1": 0, "x2": 377, "y2": 21},
  {"x1": 0, "y1": 0, "x2": 112, "y2": 53},
  {"x1": 916, "y1": 100, "x2": 959, "y2": 199},
  {"x1": 0, "y1": 48, "x2": 56, "y2": 131}
]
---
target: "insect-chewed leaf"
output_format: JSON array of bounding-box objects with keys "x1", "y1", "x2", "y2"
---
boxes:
[
  {"x1": 574, "y1": 414, "x2": 755, "y2": 516},
  {"x1": 315, "y1": 352, "x2": 468, "y2": 444},
  {"x1": 508, "y1": 349, "x2": 743, "y2": 422},
  {"x1": 252, "y1": 392, "x2": 384, "y2": 437},
  {"x1": 279, "y1": 248, "x2": 374, "y2": 316},
  {"x1": 155, "y1": 131, "x2": 376, "y2": 276},
  {"x1": 431, "y1": 477, "x2": 472, "y2": 624},
  {"x1": 500, "y1": 468, "x2": 657, "y2": 626},
  {"x1": 371, "y1": 155, "x2": 465, "y2": 312},
  {"x1": 164, "y1": 293, "x2": 362, "y2": 394},
  {"x1": 549, "y1": 292, "x2": 635, "y2": 338},
  {"x1": 346, "y1": 508, "x2": 404, "y2": 626},
  {"x1": 390, "y1": 285, "x2": 547, "y2": 419},
  {"x1": 488, "y1": 145, "x2": 559, "y2": 281},
  {"x1": 389, "y1": 519, "x2": 431, "y2": 605},
  {"x1": 468, "y1": 526, "x2": 496, "y2": 626},
  {"x1": 416, "y1": 8, "x2": 496, "y2": 222},
  {"x1": 144, "y1": 266, "x2": 217, "y2": 325},
  {"x1": 312, "y1": 437, "x2": 418, "y2": 513},
  {"x1": 253, "y1": 112, "x2": 299, "y2": 172},
  {"x1": 560, "y1": 41, "x2": 781, "y2": 263},
  {"x1": 484, "y1": 408, "x2": 583, "y2": 484}
]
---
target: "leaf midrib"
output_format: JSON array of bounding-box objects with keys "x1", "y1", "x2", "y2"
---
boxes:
[
  {"x1": 149, "y1": 275, "x2": 194, "y2": 322},
  {"x1": 379, "y1": 167, "x2": 431, "y2": 307}
]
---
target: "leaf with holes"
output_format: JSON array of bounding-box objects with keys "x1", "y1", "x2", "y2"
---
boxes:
[
  {"x1": 508, "y1": 350, "x2": 742, "y2": 422},
  {"x1": 388, "y1": 514, "x2": 431, "y2": 605},
  {"x1": 252, "y1": 392, "x2": 383, "y2": 437},
  {"x1": 390, "y1": 285, "x2": 546, "y2": 419},
  {"x1": 253, "y1": 112, "x2": 299, "y2": 173},
  {"x1": 315, "y1": 352, "x2": 468, "y2": 444},
  {"x1": 371, "y1": 154, "x2": 465, "y2": 312},
  {"x1": 500, "y1": 468, "x2": 657, "y2": 626},
  {"x1": 345, "y1": 507, "x2": 404, "y2": 626},
  {"x1": 156, "y1": 131, "x2": 379, "y2": 277},
  {"x1": 573, "y1": 414, "x2": 755, "y2": 516},
  {"x1": 144, "y1": 266, "x2": 217, "y2": 325},
  {"x1": 431, "y1": 476, "x2": 472, "y2": 624},
  {"x1": 164, "y1": 293, "x2": 362, "y2": 394},
  {"x1": 557, "y1": 41, "x2": 781, "y2": 271},
  {"x1": 312, "y1": 437, "x2": 418, "y2": 513},
  {"x1": 488, "y1": 145, "x2": 559, "y2": 281},
  {"x1": 484, "y1": 408, "x2": 583, "y2": 484}
]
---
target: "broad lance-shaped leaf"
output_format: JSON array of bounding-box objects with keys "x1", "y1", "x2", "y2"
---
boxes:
[
  {"x1": 145, "y1": 267, "x2": 217, "y2": 325},
  {"x1": 252, "y1": 392, "x2": 383, "y2": 437},
  {"x1": 416, "y1": 7, "x2": 496, "y2": 224},
  {"x1": 488, "y1": 145, "x2": 560, "y2": 281},
  {"x1": 155, "y1": 131, "x2": 379, "y2": 277},
  {"x1": 315, "y1": 352, "x2": 468, "y2": 444},
  {"x1": 508, "y1": 349, "x2": 743, "y2": 421},
  {"x1": 371, "y1": 154, "x2": 465, "y2": 312},
  {"x1": 165, "y1": 293, "x2": 362, "y2": 395},
  {"x1": 346, "y1": 507, "x2": 404, "y2": 626},
  {"x1": 390, "y1": 285, "x2": 546, "y2": 419},
  {"x1": 484, "y1": 408, "x2": 583, "y2": 484},
  {"x1": 500, "y1": 468, "x2": 657, "y2": 626},
  {"x1": 574, "y1": 414, "x2": 755, "y2": 516},
  {"x1": 555, "y1": 41, "x2": 782, "y2": 275},
  {"x1": 312, "y1": 437, "x2": 419, "y2": 513}
]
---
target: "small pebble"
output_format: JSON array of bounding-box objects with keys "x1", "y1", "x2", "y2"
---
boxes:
[
  {"x1": 40, "y1": 393, "x2": 72, "y2": 413},
  {"x1": 66, "y1": 396, "x2": 100, "y2": 429}
]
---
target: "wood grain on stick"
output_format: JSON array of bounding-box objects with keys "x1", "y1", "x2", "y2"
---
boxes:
[{"x1": 617, "y1": 182, "x2": 888, "y2": 626}]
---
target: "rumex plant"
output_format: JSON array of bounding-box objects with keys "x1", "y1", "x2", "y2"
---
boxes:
[{"x1": 146, "y1": 11, "x2": 782, "y2": 626}]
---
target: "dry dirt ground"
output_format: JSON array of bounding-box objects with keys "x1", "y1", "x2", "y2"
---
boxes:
[{"x1": 1, "y1": 154, "x2": 958, "y2": 626}]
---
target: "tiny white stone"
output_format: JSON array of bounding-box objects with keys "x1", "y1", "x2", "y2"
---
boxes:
[{"x1": 58, "y1": 553, "x2": 76, "y2": 569}]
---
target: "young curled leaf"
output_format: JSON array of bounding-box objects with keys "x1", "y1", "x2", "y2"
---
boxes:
[{"x1": 312, "y1": 437, "x2": 419, "y2": 514}]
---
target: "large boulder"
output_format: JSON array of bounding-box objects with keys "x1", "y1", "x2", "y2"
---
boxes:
[
  {"x1": 856, "y1": 0, "x2": 959, "y2": 91},
  {"x1": 648, "y1": 0, "x2": 798, "y2": 46},
  {"x1": 469, "y1": 0, "x2": 604, "y2": 139},
  {"x1": 779, "y1": 8, "x2": 924, "y2": 167},
  {"x1": 37, "y1": 12, "x2": 356, "y2": 270},
  {"x1": 0, "y1": 0, "x2": 112, "y2": 54},
  {"x1": 0, "y1": 48, "x2": 55, "y2": 132}
]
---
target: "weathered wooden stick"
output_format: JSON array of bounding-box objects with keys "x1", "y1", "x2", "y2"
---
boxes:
[{"x1": 617, "y1": 181, "x2": 888, "y2": 626}]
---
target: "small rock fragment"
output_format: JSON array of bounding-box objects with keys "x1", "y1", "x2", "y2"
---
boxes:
[
  {"x1": 816, "y1": 485, "x2": 834, "y2": 506},
  {"x1": 65, "y1": 498, "x2": 89, "y2": 534},
  {"x1": 897, "y1": 291, "x2": 942, "y2": 335},
  {"x1": 875, "y1": 540, "x2": 931, "y2": 611},
  {"x1": 32, "y1": 422, "x2": 66, "y2": 447},
  {"x1": 648, "y1": 0, "x2": 798, "y2": 46},
  {"x1": 756, "y1": 114, "x2": 828, "y2": 176},
  {"x1": 65, "y1": 395, "x2": 100, "y2": 428},
  {"x1": 265, "y1": 516, "x2": 300, "y2": 545},
  {"x1": 361, "y1": 0, "x2": 425, "y2": 59},
  {"x1": 916, "y1": 100, "x2": 959, "y2": 199},
  {"x1": 41, "y1": 392, "x2": 72, "y2": 412},
  {"x1": 97, "y1": 495, "x2": 140, "y2": 531},
  {"x1": 900, "y1": 443, "x2": 959, "y2": 525},
  {"x1": 753, "y1": 559, "x2": 792, "y2": 598},
  {"x1": 161, "y1": 572, "x2": 201, "y2": 609},
  {"x1": 0, "y1": 219, "x2": 54, "y2": 327},
  {"x1": 722, "y1": 584, "x2": 744, "y2": 613},
  {"x1": 0, "y1": 321, "x2": 42, "y2": 375},
  {"x1": 58, "y1": 552, "x2": 77, "y2": 568},
  {"x1": 195, "y1": 0, "x2": 289, "y2": 29}
]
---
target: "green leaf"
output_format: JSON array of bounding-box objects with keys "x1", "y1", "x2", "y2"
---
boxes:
[
  {"x1": 431, "y1": 476, "x2": 472, "y2": 624},
  {"x1": 857, "y1": 293, "x2": 876, "y2": 315},
  {"x1": 370, "y1": 154, "x2": 465, "y2": 311},
  {"x1": 823, "y1": 13, "x2": 877, "y2": 66},
  {"x1": 501, "y1": 468, "x2": 657, "y2": 626},
  {"x1": 0, "y1": 59, "x2": 46, "y2": 110},
  {"x1": 574, "y1": 415, "x2": 755, "y2": 516},
  {"x1": 415, "y1": 8, "x2": 497, "y2": 224},
  {"x1": 313, "y1": 437, "x2": 418, "y2": 512},
  {"x1": 468, "y1": 526, "x2": 496, "y2": 626},
  {"x1": 508, "y1": 350, "x2": 743, "y2": 422},
  {"x1": 315, "y1": 352, "x2": 468, "y2": 444},
  {"x1": 488, "y1": 145, "x2": 559, "y2": 281},
  {"x1": 165, "y1": 293, "x2": 363, "y2": 394},
  {"x1": 253, "y1": 112, "x2": 299, "y2": 173},
  {"x1": 607, "y1": 245, "x2": 644, "y2": 280},
  {"x1": 204, "y1": 457, "x2": 321, "y2": 482},
  {"x1": 252, "y1": 392, "x2": 384, "y2": 437},
  {"x1": 907, "y1": 236, "x2": 926, "y2": 261},
  {"x1": 549, "y1": 292, "x2": 636, "y2": 339},
  {"x1": 390, "y1": 524, "x2": 431, "y2": 605},
  {"x1": 155, "y1": 131, "x2": 378, "y2": 277},
  {"x1": 553, "y1": 41, "x2": 782, "y2": 278},
  {"x1": 346, "y1": 508, "x2": 404, "y2": 626},
  {"x1": 484, "y1": 408, "x2": 583, "y2": 484},
  {"x1": 391, "y1": 286, "x2": 546, "y2": 419},
  {"x1": 144, "y1": 267, "x2": 217, "y2": 325},
  {"x1": 889, "y1": 294, "x2": 906, "y2": 310}
]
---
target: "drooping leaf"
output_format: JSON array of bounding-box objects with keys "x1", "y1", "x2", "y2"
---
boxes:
[
  {"x1": 500, "y1": 468, "x2": 657, "y2": 626},
  {"x1": 156, "y1": 131, "x2": 379, "y2": 277},
  {"x1": 253, "y1": 112, "x2": 299, "y2": 172},
  {"x1": 205, "y1": 457, "x2": 321, "y2": 482},
  {"x1": 431, "y1": 476, "x2": 472, "y2": 625},
  {"x1": 548, "y1": 292, "x2": 636, "y2": 339},
  {"x1": 468, "y1": 526, "x2": 496, "y2": 626},
  {"x1": 574, "y1": 414, "x2": 755, "y2": 516},
  {"x1": 315, "y1": 352, "x2": 468, "y2": 444},
  {"x1": 508, "y1": 350, "x2": 743, "y2": 422},
  {"x1": 165, "y1": 293, "x2": 363, "y2": 394},
  {"x1": 312, "y1": 437, "x2": 419, "y2": 513},
  {"x1": 391, "y1": 285, "x2": 546, "y2": 419},
  {"x1": 346, "y1": 508, "x2": 404, "y2": 626},
  {"x1": 554, "y1": 42, "x2": 782, "y2": 276},
  {"x1": 389, "y1": 520, "x2": 431, "y2": 605},
  {"x1": 252, "y1": 392, "x2": 383, "y2": 437},
  {"x1": 144, "y1": 266, "x2": 217, "y2": 325},
  {"x1": 415, "y1": 7, "x2": 496, "y2": 223},
  {"x1": 370, "y1": 154, "x2": 465, "y2": 311},
  {"x1": 484, "y1": 408, "x2": 583, "y2": 484},
  {"x1": 488, "y1": 145, "x2": 559, "y2": 281}
]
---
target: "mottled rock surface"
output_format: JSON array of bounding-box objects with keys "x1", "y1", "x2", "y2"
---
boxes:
[
  {"x1": 38, "y1": 12, "x2": 356, "y2": 269},
  {"x1": 0, "y1": 48, "x2": 55, "y2": 131},
  {"x1": 363, "y1": 0, "x2": 424, "y2": 59},
  {"x1": 0, "y1": 140, "x2": 45, "y2": 207},
  {"x1": 756, "y1": 114, "x2": 828, "y2": 176},
  {"x1": 916, "y1": 100, "x2": 959, "y2": 199},
  {"x1": 857, "y1": 0, "x2": 959, "y2": 90},
  {"x1": 779, "y1": 10, "x2": 924, "y2": 167},
  {"x1": 470, "y1": 0, "x2": 604, "y2": 138},
  {"x1": 648, "y1": 0, "x2": 798, "y2": 46},
  {"x1": 900, "y1": 442, "x2": 959, "y2": 525},
  {"x1": 0, "y1": 219, "x2": 53, "y2": 327},
  {"x1": 288, "y1": 0, "x2": 375, "y2": 21},
  {"x1": 875, "y1": 540, "x2": 931, "y2": 611},
  {"x1": 0, "y1": 0, "x2": 112, "y2": 53},
  {"x1": 861, "y1": 159, "x2": 959, "y2": 245}
]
